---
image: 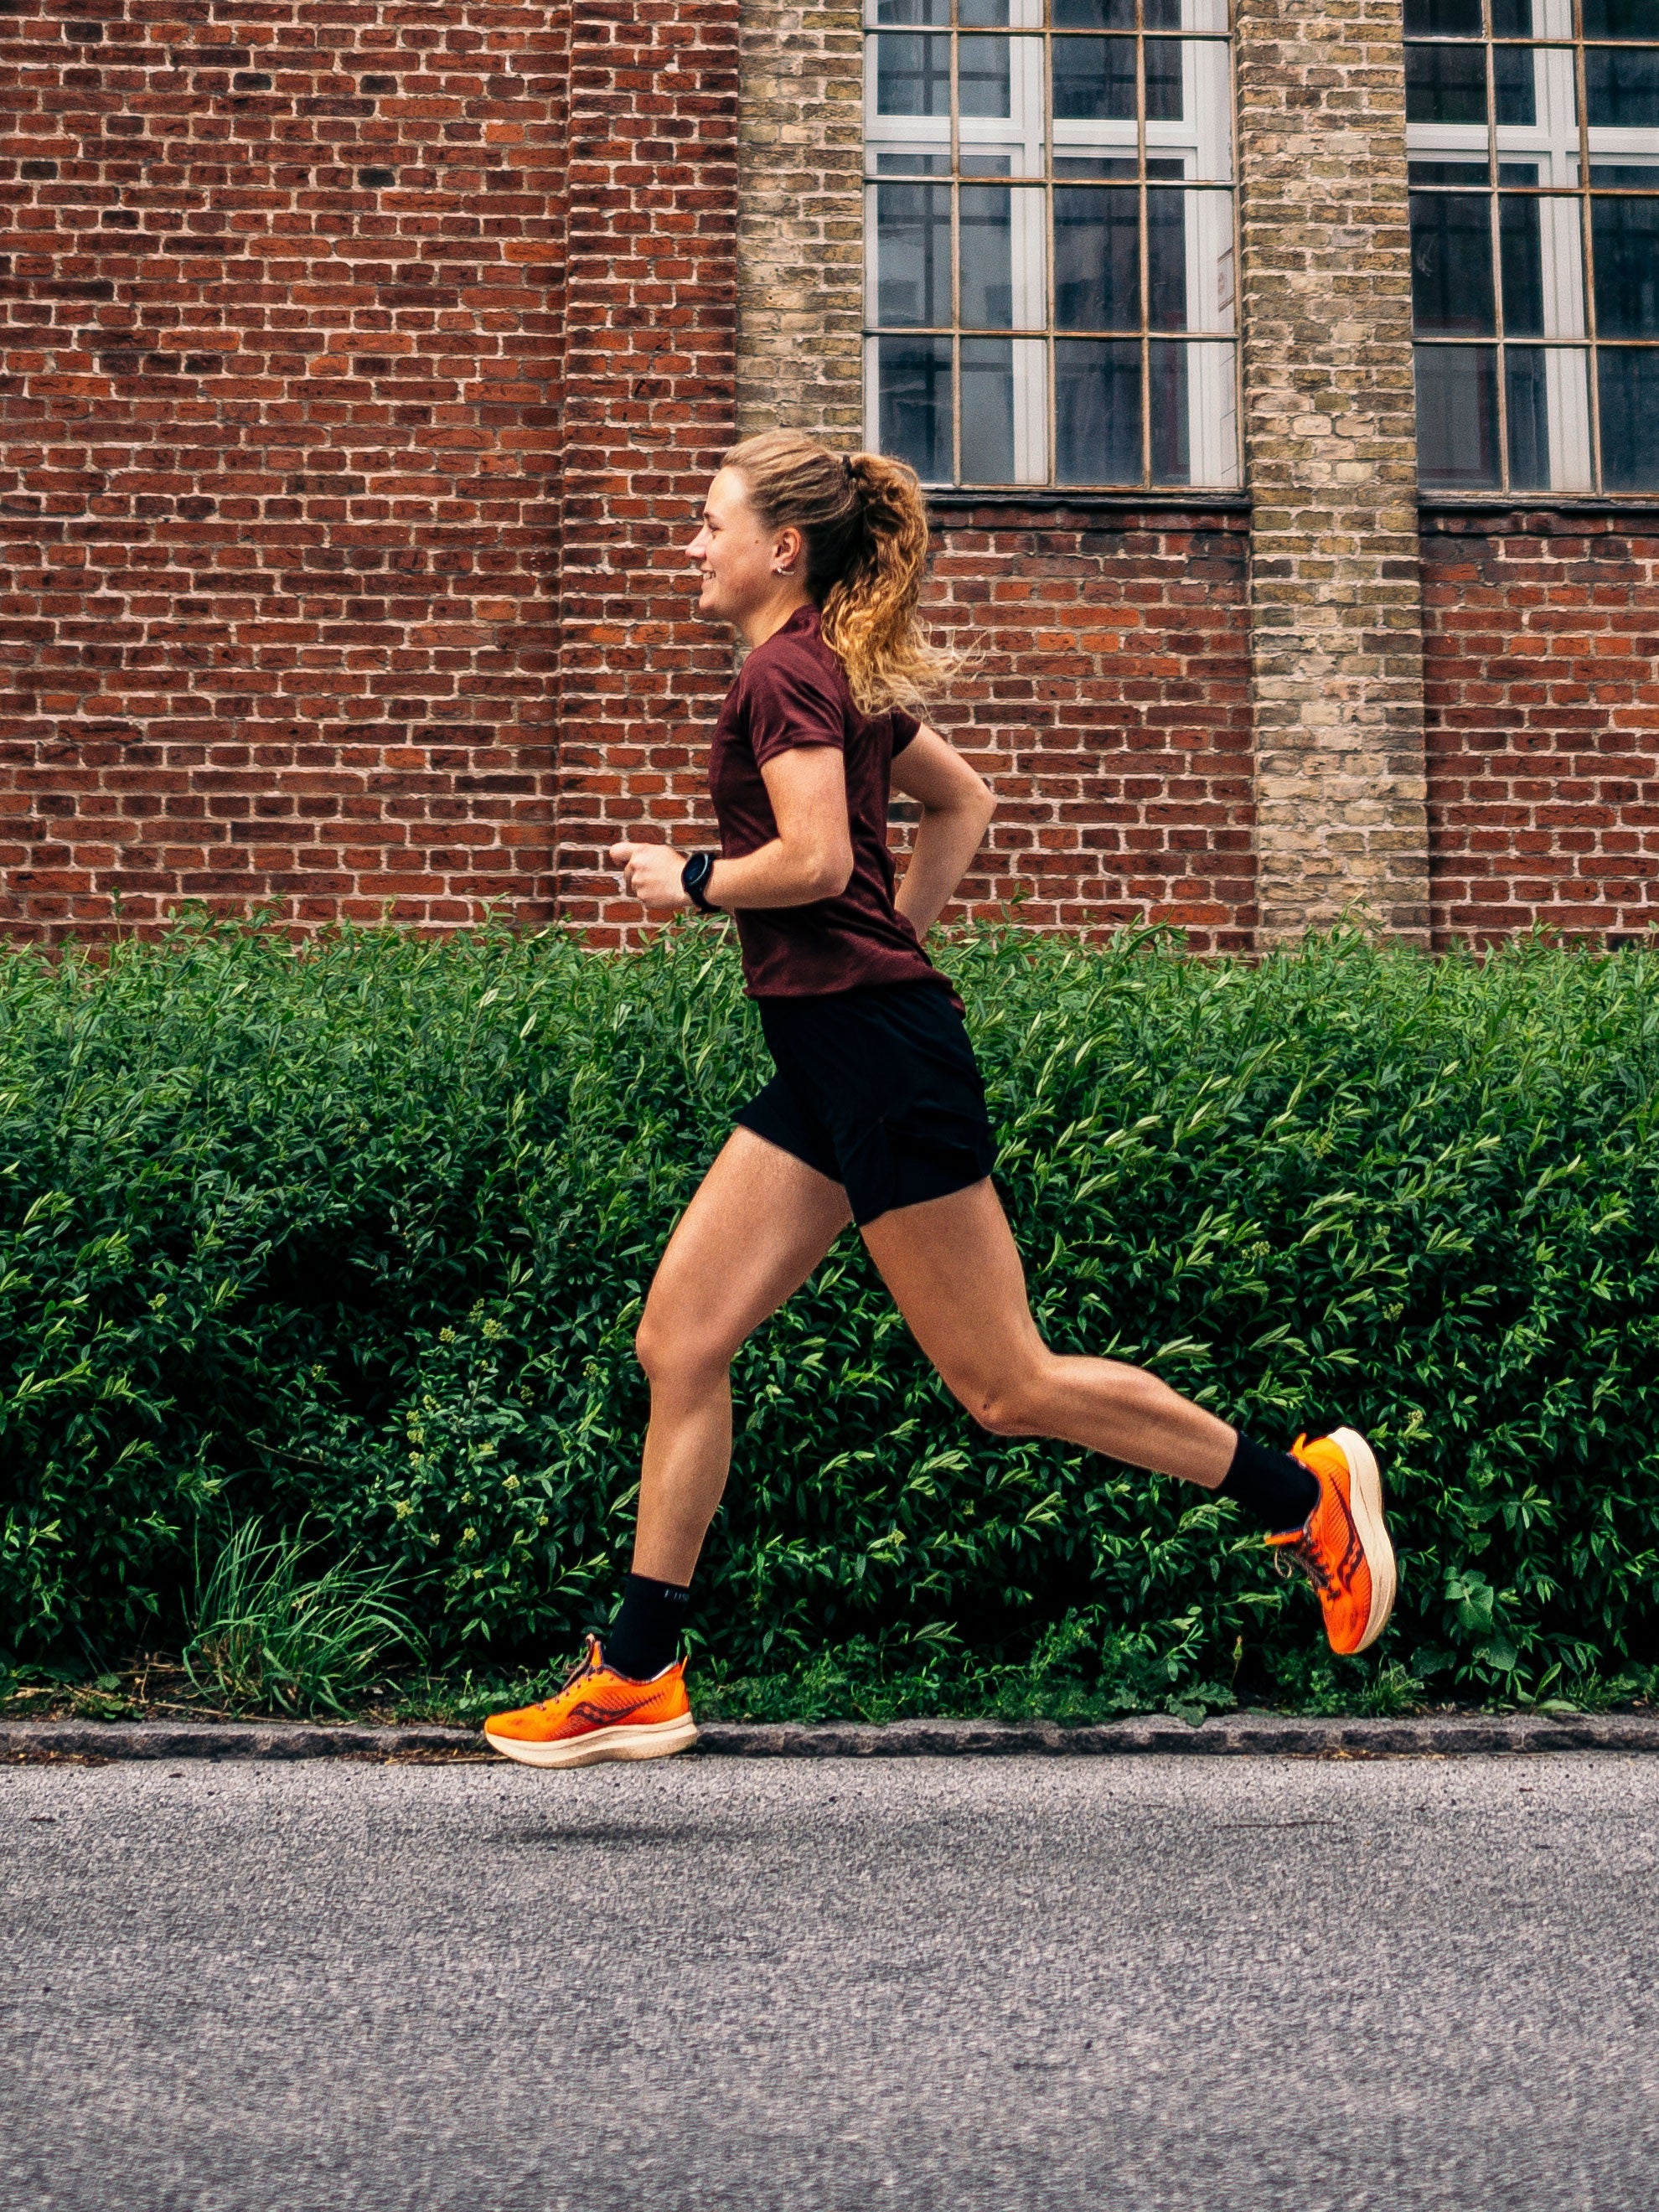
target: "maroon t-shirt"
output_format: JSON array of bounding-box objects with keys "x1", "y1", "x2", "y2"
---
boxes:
[{"x1": 708, "y1": 605, "x2": 944, "y2": 1000}]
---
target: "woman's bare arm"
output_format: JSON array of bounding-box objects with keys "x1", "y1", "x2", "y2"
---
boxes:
[
  {"x1": 888, "y1": 726, "x2": 995, "y2": 938},
  {"x1": 611, "y1": 747, "x2": 853, "y2": 912}
]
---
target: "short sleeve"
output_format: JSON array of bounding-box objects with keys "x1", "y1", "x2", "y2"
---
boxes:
[
  {"x1": 743, "y1": 641, "x2": 845, "y2": 768},
  {"x1": 890, "y1": 708, "x2": 922, "y2": 756}
]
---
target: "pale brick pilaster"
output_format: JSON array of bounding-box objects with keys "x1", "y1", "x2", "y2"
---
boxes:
[
  {"x1": 1235, "y1": 0, "x2": 1430, "y2": 945},
  {"x1": 736, "y1": 0, "x2": 865, "y2": 446}
]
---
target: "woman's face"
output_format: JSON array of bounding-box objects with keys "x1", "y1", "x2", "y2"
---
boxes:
[{"x1": 689, "y1": 468, "x2": 804, "y2": 628}]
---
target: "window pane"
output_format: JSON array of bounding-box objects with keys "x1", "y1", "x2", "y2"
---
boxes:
[
  {"x1": 1055, "y1": 339, "x2": 1142, "y2": 481},
  {"x1": 1491, "y1": 44, "x2": 1537, "y2": 127},
  {"x1": 1498, "y1": 195, "x2": 1546, "y2": 337},
  {"x1": 959, "y1": 34, "x2": 1013, "y2": 117},
  {"x1": 876, "y1": 152, "x2": 952, "y2": 173},
  {"x1": 876, "y1": 34, "x2": 950, "y2": 116},
  {"x1": 1055, "y1": 156, "x2": 1140, "y2": 176},
  {"x1": 1411, "y1": 194, "x2": 1496, "y2": 335},
  {"x1": 873, "y1": 0, "x2": 948, "y2": 20},
  {"x1": 1177, "y1": 37, "x2": 1233, "y2": 178},
  {"x1": 1415, "y1": 344, "x2": 1501, "y2": 487},
  {"x1": 1585, "y1": 47, "x2": 1659, "y2": 128},
  {"x1": 878, "y1": 336, "x2": 953, "y2": 478},
  {"x1": 960, "y1": 339, "x2": 1016, "y2": 479},
  {"x1": 1054, "y1": 187, "x2": 1139, "y2": 329},
  {"x1": 1406, "y1": 44, "x2": 1489, "y2": 125},
  {"x1": 1599, "y1": 348, "x2": 1659, "y2": 487},
  {"x1": 1410, "y1": 158, "x2": 1491, "y2": 184},
  {"x1": 1148, "y1": 188, "x2": 1188, "y2": 328},
  {"x1": 1581, "y1": 2, "x2": 1659, "y2": 39},
  {"x1": 959, "y1": 0, "x2": 1009, "y2": 23},
  {"x1": 1052, "y1": 36, "x2": 1137, "y2": 121},
  {"x1": 1145, "y1": 38, "x2": 1183, "y2": 121},
  {"x1": 1490, "y1": 0, "x2": 1534, "y2": 28},
  {"x1": 1403, "y1": 0, "x2": 1481, "y2": 31},
  {"x1": 875, "y1": 183, "x2": 950, "y2": 326},
  {"x1": 1592, "y1": 196, "x2": 1659, "y2": 335},
  {"x1": 1505, "y1": 345, "x2": 1551, "y2": 487},
  {"x1": 1052, "y1": 0, "x2": 1134, "y2": 23},
  {"x1": 960, "y1": 184, "x2": 1013, "y2": 325},
  {"x1": 1150, "y1": 340, "x2": 1190, "y2": 482}
]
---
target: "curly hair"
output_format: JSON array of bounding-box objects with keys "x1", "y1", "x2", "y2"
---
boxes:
[{"x1": 720, "y1": 431, "x2": 962, "y2": 715}]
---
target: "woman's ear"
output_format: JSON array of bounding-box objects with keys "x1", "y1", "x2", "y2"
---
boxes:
[{"x1": 772, "y1": 525, "x2": 805, "y2": 579}]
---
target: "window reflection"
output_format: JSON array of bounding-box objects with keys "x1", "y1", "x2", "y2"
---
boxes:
[
  {"x1": 1407, "y1": 1, "x2": 1659, "y2": 491},
  {"x1": 864, "y1": 5, "x2": 1238, "y2": 487}
]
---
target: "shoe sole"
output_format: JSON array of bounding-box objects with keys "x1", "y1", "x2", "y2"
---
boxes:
[
  {"x1": 1330, "y1": 1425, "x2": 1397, "y2": 1654},
  {"x1": 483, "y1": 1715, "x2": 700, "y2": 1770}
]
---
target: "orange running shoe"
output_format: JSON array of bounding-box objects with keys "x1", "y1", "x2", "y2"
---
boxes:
[
  {"x1": 483, "y1": 1636, "x2": 698, "y2": 1770},
  {"x1": 1267, "y1": 1428, "x2": 1397, "y2": 1656}
]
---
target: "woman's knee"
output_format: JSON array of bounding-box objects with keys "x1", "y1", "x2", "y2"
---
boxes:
[
  {"x1": 633, "y1": 1305, "x2": 731, "y2": 1393},
  {"x1": 949, "y1": 1358, "x2": 1055, "y2": 1439}
]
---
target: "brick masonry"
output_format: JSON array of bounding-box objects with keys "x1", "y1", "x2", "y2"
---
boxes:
[
  {"x1": 732, "y1": 10, "x2": 1253, "y2": 949},
  {"x1": 1, "y1": 0, "x2": 575, "y2": 938},
  {"x1": 550, "y1": 0, "x2": 742, "y2": 940},
  {"x1": 1234, "y1": 0, "x2": 1431, "y2": 946},
  {"x1": 4, "y1": 1, "x2": 1656, "y2": 952},
  {"x1": 919, "y1": 502, "x2": 1255, "y2": 951},
  {"x1": 734, "y1": 0, "x2": 861, "y2": 447},
  {"x1": 1424, "y1": 510, "x2": 1659, "y2": 948}
]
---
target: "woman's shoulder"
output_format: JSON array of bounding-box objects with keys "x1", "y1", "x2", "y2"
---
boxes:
[{"x1": 741, "y1": 609, "x2": 851, "y2": 712}]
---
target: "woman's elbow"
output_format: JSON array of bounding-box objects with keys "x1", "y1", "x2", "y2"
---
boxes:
[{"x1": 811, "y1": 844, "x2": 855, "y2": 899}]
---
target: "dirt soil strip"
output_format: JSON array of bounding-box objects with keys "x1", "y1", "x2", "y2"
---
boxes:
[{"x1": 4, "y1": 1713, "x2": 1659, "y2": 1763}]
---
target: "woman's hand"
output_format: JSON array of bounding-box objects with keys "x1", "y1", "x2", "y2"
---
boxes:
[{"x1": 610, "y1": 840, "x2": 690, "y2": 911}]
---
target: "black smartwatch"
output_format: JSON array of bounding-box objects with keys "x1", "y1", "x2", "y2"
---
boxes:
[{"x1": 681, "y1": 850, "x2": 717, "y2": 913}]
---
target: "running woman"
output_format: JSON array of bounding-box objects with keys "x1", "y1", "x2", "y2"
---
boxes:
[{"x1": 483, "y1": 432, "x2": 1396, "y2": 1770}]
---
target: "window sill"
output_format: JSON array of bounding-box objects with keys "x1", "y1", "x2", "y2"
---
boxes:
[
  {"x1": 925, "y1": 487, "x2": 1251, "y2": 514},
  {"x1": 1419, "y1": 494, "x2": 1659, "y2": 519}
]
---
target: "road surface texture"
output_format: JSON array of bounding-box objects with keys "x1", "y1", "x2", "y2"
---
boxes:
[{"x1": 3, "y1": 1754, "x2": 1655, "y2": 2212}]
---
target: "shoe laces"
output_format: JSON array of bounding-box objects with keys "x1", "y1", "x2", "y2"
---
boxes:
[
  {"x1": 1269, "y1": 1527, "x2": 1331, "y2": 1595},
  {"x1": 1266, "y1": 1437, "x2": 1327, "y2": 1589},
  {"x1": 536, "y1": 1636, "x2": 603, "y2": 1711}
]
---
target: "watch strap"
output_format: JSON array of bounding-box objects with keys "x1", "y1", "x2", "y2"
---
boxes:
[{"x1": 681, "y1": 850, "x2": 716, "y2": 912}]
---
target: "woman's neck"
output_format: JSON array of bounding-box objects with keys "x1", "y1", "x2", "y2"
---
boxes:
[{"x1": 740, "y1": 585, "x2": 814, "y2": 651}]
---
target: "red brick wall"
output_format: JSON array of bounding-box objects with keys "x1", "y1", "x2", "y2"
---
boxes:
[
  {"x1": 551, "y1": 0, "x2": 740, "y2": 941},
  {"x1": 569, "y1": 500, "x2": 1256, "y2": 954},
  {"x1": 0, "y1": 0, "x2": 737, "y2": 943},
  {"x1": 1424, "y1": 511, "x2": 1659, "y2": 949},
  {"x1": 920, "y1": 502, "x2": 1256, "y2": 954}
]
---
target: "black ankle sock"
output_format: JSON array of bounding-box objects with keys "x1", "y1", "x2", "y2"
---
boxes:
[
  {"x1": 605, "y1": 1573, "x2": 690, "y2": 1680},
  {"x1": 1217, "y1": 1432, "x2": 1320, "y2": 1534}
]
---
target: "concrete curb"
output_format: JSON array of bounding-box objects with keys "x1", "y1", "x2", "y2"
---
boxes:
[{"x1": 4, "y1": 1712, "x2": 1658, "y2": 1762}]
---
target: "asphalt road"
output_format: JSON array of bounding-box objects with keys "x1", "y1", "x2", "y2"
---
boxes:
[{"x1": 3, "y1": 1754, "x2": 1656, "y2": 2212}]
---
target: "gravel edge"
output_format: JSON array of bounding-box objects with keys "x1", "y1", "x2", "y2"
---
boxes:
[{"x1": 4, "y1": 1712, "x2": 1659, "y2": 1762}]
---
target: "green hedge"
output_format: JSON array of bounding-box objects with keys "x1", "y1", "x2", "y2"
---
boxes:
[{"x1": 3, "y1": 918, "x2": 1656, "y2": 1700}]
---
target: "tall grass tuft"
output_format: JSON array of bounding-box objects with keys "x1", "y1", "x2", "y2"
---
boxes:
[
  {"x1": 1, "y1": 913, "x2": 1656, "y2": 1701},
  {"x1": 183, "y1": 1520, "x2": 421, "y2": 1715}
]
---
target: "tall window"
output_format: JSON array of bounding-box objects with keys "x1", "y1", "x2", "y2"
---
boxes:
[
  {"x1": 1408, "y1": 0, "x2": 1659, "y2": 493},
  {"x1": 863, "y1": 0, "x2": 1238, "y2": 489}
]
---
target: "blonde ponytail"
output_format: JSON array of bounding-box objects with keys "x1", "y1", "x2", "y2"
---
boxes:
[{"x1": 721, "y1": 432, "x2": 962, "y2": 715}]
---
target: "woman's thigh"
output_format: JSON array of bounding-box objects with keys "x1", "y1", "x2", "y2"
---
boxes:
[
  {"x1": 859, "y1": 1176, "x2": 1046, "y2": 1415},
  {"x1": 638, "y1": 1127, "x2": 854, "y2": 1377}
]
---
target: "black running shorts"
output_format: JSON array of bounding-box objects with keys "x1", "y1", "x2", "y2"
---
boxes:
[{"x1": 734, "y1": 981, "x2": 999, "y2": 1228}]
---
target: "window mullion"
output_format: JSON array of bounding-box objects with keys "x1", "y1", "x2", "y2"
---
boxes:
[
  {"x1": 1486, "y1": 0, "x2": 1510, "y2": 491},
  {"x1": 952, "y1": 18, "x2": 962, "y2": 486},
  {"x1": 1138, "y1": 1, "x2": 1151, "y2": 488},
  {"x1": 1574, "y1": 7, "x2": 1603, "y2": 489}
]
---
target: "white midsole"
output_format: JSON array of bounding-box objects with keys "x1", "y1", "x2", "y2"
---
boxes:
[
  {"x1": 1329, "y1": 1425, "x2": 1397, "y2": 1652},
  {"x1": 483, "y1": 1714, "x2": 700, "y2": 1770}
]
